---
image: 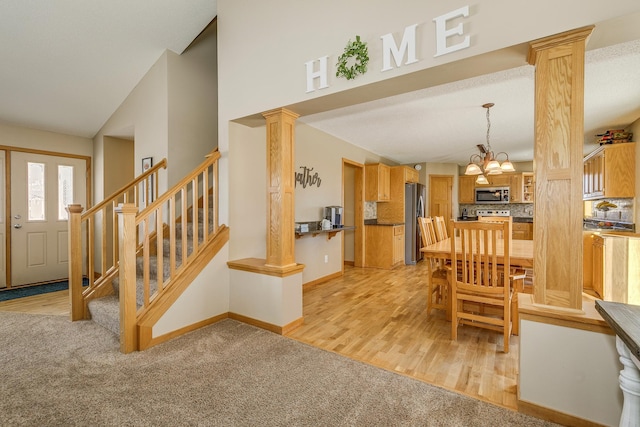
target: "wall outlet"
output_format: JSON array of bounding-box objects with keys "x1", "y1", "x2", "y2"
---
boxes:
[{"x1": 324, "y1": 255, "x2": 328, "y2": 263}]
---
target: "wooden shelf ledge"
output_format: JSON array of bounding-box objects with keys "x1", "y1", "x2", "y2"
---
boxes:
[
  {"x1": 227, "y1": 258, "x2": 305, "y2": 278},
  {"x1": 518, "y1": 292, "x2": 613, "y2": 334}
]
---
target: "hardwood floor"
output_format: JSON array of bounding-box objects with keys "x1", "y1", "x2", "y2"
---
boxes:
[
  {"x1": 0, "y1": 264, "x2": 520, "y2": 410},
  {"x1": 286, "y1": 264, "x2": 520, "y2": 410},
  {"x1": 0, "y1": 289, "x2": 70, "y2": 316}
]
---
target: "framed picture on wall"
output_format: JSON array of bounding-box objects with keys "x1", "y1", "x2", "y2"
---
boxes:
[{"x1": 142, "y1": 157, "x2": 153, "y2": 203}]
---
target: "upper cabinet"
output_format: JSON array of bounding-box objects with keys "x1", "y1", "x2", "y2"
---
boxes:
[
  {"x1": 459, "y1": 172, "x2": 534, "y2": 204},
  {"x1": 458, "y1": 175, "x2": 476, "y2": 204},
  {"x1": 401, "y1": 166, "x2": 419, "y2": 183},
  {"x1": 583, "y1": 143, "x2": 635, "y2": 200},
  {"x1": 522, "y1": 173, "x2": 535, "y2": 203},
  {"x1": 365, "y1": 163, "x2": 391, "y2": 201}
]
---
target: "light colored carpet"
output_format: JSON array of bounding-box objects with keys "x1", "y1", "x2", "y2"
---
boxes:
[{"x1": 0, "y1": 313, "x2": 559, "y2": 426}]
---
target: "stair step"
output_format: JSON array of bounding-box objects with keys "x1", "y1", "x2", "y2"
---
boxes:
[
  {"x1": 87, "y1": 206, "x2": 214, "y2": 338},
  {"x1": 87, "y1": 295, "x2": 120, "y2": 336}
]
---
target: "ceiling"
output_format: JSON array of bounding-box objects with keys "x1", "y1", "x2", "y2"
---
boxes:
[
  {"x1": 0, "y1": 1, "x2": 217, "y2": 138},
  {"x1": 0, "y1": 3, "x2": 638, "y2": 168}
]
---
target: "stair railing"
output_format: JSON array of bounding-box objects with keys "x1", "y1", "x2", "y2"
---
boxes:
[
  {"x1": 67, "y1": 159, "x2": 167, "y2": 321},
  {"x1": 117, "y1": 149, "x2": 220, "y2": 353}
]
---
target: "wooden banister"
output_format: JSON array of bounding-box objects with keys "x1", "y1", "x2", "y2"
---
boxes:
[{"x1": 67, "y1": 158, "x2": 168, "y2": 321}]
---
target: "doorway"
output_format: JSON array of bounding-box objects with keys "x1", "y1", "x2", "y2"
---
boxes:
[
  {"x1": 429, "y1": 175, "x2": 453, "y2": 232},
  {"x1": 2, "y1": 147, "x2": 90, "y2": 288},
  {"x1": 342, "y1": 159, "x2": 364, "y2": 268}
]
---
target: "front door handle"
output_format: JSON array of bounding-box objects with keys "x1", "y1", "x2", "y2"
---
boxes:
[{"x1": 13, "y1": 224, "x2": 22, "y2": 229}]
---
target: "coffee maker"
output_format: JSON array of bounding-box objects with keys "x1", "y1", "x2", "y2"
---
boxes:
[{"x1": 324, "y1": 206, "x2": 343, "y2": 228}]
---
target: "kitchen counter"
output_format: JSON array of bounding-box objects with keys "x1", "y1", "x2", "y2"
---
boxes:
[
  {"x1": 583, "y1": 218, "x2": 635, "y2": 233},
  {"x1": 456, "y1": 216, "x2": 533, "y2": 223},
  {"x1": 364, "y1": 219, "x2": 405, "y2": 226}
]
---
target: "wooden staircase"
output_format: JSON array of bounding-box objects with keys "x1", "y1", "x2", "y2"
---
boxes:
[{"x1": 67, "y1": 150, "x2": 228, "y2": 353}]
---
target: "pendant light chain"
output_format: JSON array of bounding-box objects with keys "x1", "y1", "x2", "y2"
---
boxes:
[{"x1": 485, "y1": 104, "x2": 492, "y2": 153}]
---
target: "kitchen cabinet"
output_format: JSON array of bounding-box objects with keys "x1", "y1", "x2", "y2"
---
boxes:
[
  {"x1": 512, "y1": 222, "x2": 533, "y2": 240},
  {"x1": 592, "y1": 234, "x2": 604, "y2": 299},
  {"x1": 487, "y1": 174, "x2": 511, "y2": 187},
  {"x1": 522, "y1": 173, "x2": 534, "y2": 203},
  {"x1": 509, "y1": 174, "x2": 523, "y2": 203},
  {"x1": 402, "y1": 166, "x2": 419, "y2": 183},
  {"x1": 583, "y1": 143, "x2": 635, "y2": 200},
  {"x1": 458, "y1": 175, "x2": 476, "y2": 204},
  {"x1": 510, "y1": 173, "x2": 534, "y2": 203},
  {"x1": 364, "y1": 224, "x2": 404, "y2": 269},
  {"x1": 365, "y1": 163, "x2": 391, "y2": 201}
]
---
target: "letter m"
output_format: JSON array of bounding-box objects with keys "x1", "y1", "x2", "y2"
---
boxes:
[{"x1": 381, "y1": 24, "x2": 418, "y2": 72}]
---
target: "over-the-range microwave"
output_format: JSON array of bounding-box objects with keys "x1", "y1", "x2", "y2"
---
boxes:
[{"x1": 475, "y1": 187, "x2": 509, "y2": 204}]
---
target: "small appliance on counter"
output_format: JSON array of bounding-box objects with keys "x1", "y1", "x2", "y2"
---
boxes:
[{"x1": 324, "y1": 206, "x2": 343, "y2": 228}]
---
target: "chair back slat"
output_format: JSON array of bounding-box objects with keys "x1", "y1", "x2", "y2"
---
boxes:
[
  {"x1": 452, "y1": 220, "x2": 510, "y2": 293},
  {"x1": 434, "y1": 216, "x2": 448, "y2": 241}
]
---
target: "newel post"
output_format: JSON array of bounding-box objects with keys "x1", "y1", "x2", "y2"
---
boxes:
[
  {"x1": 116, "y1": 203, "x2": 139, "y2": 353},
  {"x1": 67, "y1": 204, "x2": 85, "y2": 321}
]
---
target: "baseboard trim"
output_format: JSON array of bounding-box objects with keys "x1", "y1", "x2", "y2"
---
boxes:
[
  {"x1": 343, "y1": 260, "x2": 355, "y2": 267},
  {"x1": 229, "y1": 312, "x2": 304, "y2": 335},
  {"x1": 518, "y1": 399, "x2": 606, "y2": 427},
  {"x1": 303, "y1": 271, "x2": 343, "y2": 289},
  {"x1": 139, "y1": 312, "x2": 229, "y2": 350}
]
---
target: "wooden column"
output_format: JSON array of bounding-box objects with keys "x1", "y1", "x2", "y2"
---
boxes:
[
  {"x1": 67, "y1": 204, "x2": 85, "y2": 321},
  {"x1": 116, "y1": 203, "x2": 139, "y2": 353},
  {"x1": 528, "y1": 26, "x2": 593, "y2": 310},
  {"x1": 262, "y1": 108, "x2": 299, "y2": 269}
]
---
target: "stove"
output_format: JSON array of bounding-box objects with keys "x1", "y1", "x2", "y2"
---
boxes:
[{"x1": 476, "y1": 209, "x2": 511, "y2": 217}]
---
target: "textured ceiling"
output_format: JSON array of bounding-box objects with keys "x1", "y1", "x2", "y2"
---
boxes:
[{"x1": 0, "y1": 1, "x2": 217, "y2": 138}]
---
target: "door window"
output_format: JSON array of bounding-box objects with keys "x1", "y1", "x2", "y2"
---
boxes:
[
  {"x1": 58, "y1": 165, "x2": 74, "y2": 220},
  {"x1": 27, "y1": 162, "x2": 45, "y2": 221}
]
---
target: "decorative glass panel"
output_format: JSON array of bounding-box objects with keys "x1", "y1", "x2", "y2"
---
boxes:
[
  {"x1": 58, "y1": 165, "x2": 74, "y2": 220},
  {"x1": 27, "y1": 162, "x2": 45, "y2": 221}
]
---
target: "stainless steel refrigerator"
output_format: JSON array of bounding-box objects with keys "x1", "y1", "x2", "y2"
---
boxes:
[{"x1": 404, "y1": 182, "x2": 426, "y2": 265}]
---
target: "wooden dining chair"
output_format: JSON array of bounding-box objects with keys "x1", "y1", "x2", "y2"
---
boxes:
[
  {"x1": 478, "y1": 216, "x2": 513, "y2": 239},
  {"x1": 434, "y1": 216, "x2": 448, "y2": 241},
  {"x1": 418, "y1": 217, "x2": 448, "y2": 317},
  {"x1": 450, "y1": 220, "x2": 525, "y2": 353}
]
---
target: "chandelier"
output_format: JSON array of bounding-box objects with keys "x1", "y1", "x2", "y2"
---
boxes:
[{"x1": 464, "y1": 103, "x2": 515, "y2": 184}]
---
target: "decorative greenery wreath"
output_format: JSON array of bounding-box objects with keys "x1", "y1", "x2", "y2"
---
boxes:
[{"x1": 336, "y1": 35, "x2": 369, "y2": 80}]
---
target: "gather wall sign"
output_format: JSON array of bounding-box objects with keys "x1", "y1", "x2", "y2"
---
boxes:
[{"x1": 295, "y1": 166, "x2": 322, "y2": 188}]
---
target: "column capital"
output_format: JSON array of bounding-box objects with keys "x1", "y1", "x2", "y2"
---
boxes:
[{"x1": 528, "y1": 25, "x2": 594, "y2": 65}]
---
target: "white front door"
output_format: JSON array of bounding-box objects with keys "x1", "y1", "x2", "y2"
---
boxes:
[
  {"x1": 10, "y1": 152, "x2": 87, "y2": 286},
  {"x1": 0, "y1": 150, "x2": 5, "y2": 288}
]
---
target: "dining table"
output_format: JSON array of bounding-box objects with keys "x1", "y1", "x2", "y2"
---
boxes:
[{"x1": 420, "y1": 236, "x2": 534, "y2": 320}]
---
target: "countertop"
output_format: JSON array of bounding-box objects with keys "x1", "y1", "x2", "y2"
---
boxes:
[
  {"x1": 456, "y1": 216, "x2": 533, "y2": 223},
  {"x1": 364, "y1": 219, "x2": 405, "y2": 226},
  {"x1": 583, "y1": 218, "x2": 635, "y2": 233},
  {"x1": 595, "y1": 300, "x2": 640, "y2": 358}
]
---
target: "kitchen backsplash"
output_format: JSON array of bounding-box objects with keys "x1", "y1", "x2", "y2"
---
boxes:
[
  {"x1": 364, "y1": 201, "x2": 377, "y2": 220},
  {"x1": 459, "y1": 203, "x2": 534, "y2": 218},
  {"x1": 585, "y1": 198, "x2": 634, "y2": 223}
]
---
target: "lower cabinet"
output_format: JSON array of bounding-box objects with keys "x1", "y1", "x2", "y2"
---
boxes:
[
  {"x1": 512, "y1": 222, "x2": 533, "y2": 240},
  {"x1": 592, "y1": 235, "x2": 604, "y2": 299},
  {"x1": 365, "y1": 224, "x2": 405, "y2": 269}
]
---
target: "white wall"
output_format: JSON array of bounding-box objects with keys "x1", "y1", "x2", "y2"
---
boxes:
[
  {"x1": 167, "y1": 21, "x2": 218, "y2": 185},
  {"x1": 93, "y1": 52, "x2": 170, "y2": 203},
  {"x1": 519, "y1": 320, "x2": 623, "y2": 426},
  {"x1": 0, "y1": 122, "x2": 92, "y2": 157}
]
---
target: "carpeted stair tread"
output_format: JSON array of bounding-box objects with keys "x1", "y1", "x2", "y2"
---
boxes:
[
  {"x1": 87, "y1": 206, "x2": 214, "y2": 340},
  {"x1": 87, "y1": 295, "x2": 120, "y2": 336}
]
